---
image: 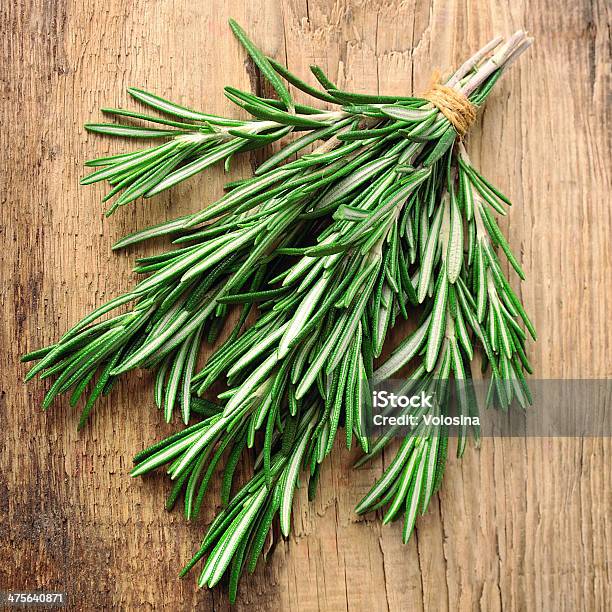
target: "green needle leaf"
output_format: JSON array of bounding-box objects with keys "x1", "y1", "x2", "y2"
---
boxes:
[{"x1": 228, "y1": 19, "x2": 294, "y2": 112}]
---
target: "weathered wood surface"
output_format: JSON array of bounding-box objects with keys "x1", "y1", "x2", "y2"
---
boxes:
[{"x1": 1, "y1": 0, "x2": 610, "y2": 610}]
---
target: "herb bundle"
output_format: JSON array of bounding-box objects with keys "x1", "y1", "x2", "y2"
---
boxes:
[{"x1": 23, "y1": 21, "x2": 534, "y2": 600}]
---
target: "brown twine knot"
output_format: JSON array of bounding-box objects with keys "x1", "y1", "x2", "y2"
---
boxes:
[{"x1": 421, "y1": 71, "x2": 476, "y2": 139}]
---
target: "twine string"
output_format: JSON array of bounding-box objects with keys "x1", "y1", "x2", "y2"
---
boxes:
[{"x1": 421, "y1": 71, "x2": 476, "y2": 138}]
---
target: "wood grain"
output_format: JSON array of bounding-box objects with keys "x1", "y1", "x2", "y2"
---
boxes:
[{"x1": 1, "y1": 0, "x2": 610, "y2": 610}]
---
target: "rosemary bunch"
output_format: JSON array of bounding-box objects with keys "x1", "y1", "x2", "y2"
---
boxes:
[{"x1": 23, "y1": 20, "x2": 535, "y2": 598}]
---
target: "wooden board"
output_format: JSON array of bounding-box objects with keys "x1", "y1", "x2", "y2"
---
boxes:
[{"x1": 1, "y1": 0, "x2": 610, "y2": 610}]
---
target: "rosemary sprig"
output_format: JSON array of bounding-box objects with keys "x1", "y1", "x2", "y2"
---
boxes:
[{"x1": 80, "y1": 20, "x2": 530, "y2": 217}]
